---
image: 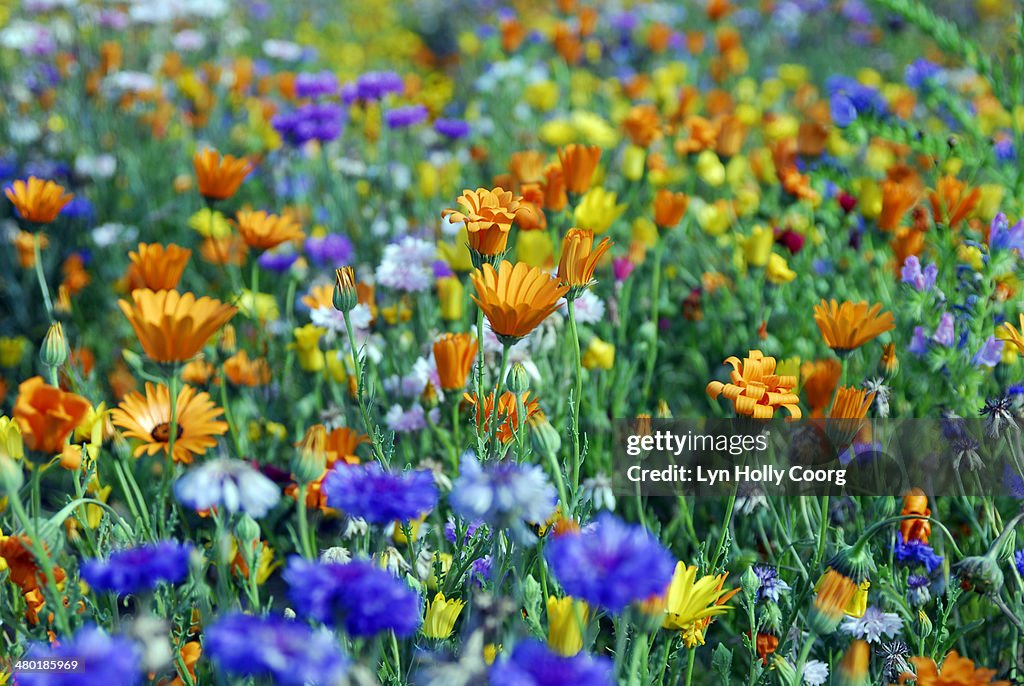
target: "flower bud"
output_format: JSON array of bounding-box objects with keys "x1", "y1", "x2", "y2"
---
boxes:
[
  {"x1": 530, "y1": 414, "x2": 562, "y2": 462},
  {"x1": 507, "y1": 362, "x2": 530, "y2": 395},
  {"x1": 952, "y1": 552, "x2": 1004, "y2": 596},
  {"x1": 333, "y1": 266, "x2": 358, "y2": 312},
  {"x1": 292, "y1": 424, "x2": 328, "y2": 484},
  {"x1": 40, "y1": 321, "x2": 68, "y2": 368},
  {"x1": 234, "y1": 514, "x2": 261, "y2": 548},
  {"x1": 0, "y1": 453, "x2": 24, "y2": 494},
  {"x1": 0, "y1": 417, "x2": 25, "y2": 461},
  {"x1": 740, "y1": 565, "x2": 761, "y2": 602}
]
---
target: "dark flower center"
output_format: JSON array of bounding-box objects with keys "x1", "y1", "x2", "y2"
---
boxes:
[{"x1": 151, "y1": 422, "x2": 184, "y2": 442}]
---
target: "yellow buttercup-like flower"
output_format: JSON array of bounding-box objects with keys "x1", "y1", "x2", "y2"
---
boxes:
[
  {"x1": 547, "y1": 596, "x2": 589, "y2": 656},
  {"x1": 423, "y1": 593, "x2": 465, "y2": 639},
  {"x1": 291, "y1": 325, "x2": 326, "y2": 372},
  {"x1": 582, "y1": 338, "x2": 615, "y2": 370},
  {"x1": 0, "y1": 417, "x2": 24, "y2": 461},
  {"x1": 645, "y1": 563, "x2": 739, "y2": 648},
  {"x1": 765, "y1": 253, "x2": 796, "y2": 284},
  {"x1": 574, "y1": 188, "x2": 626, "y2": 234},
  {"x1": 188, "y1": 208, "x2": 233, "y2": 239}
]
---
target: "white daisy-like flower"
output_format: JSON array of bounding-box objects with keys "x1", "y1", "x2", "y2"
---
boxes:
[
  {"x1": 802, "y1": 659, "x2": 829, "y2": 686},
  {"x1": 840, "y1": 606, "x2": 903, "y2": 643}
]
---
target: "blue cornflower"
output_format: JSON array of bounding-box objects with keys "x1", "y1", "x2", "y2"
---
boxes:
[
  {"x1": 295, "y1": 70, "x2": 339, "y2": 99},
  {"x1": 205, "y1": 612, "x2": 349, "y2": 685},
  {"x1": 906, "y1": 574, "x2": 931, "y2": 608},
  {"x1": 273, "y1": 102, "x2": 345, "y2": 146},
  {"x1": 304, "y1": 232, "x2": 354, "y2": 267},
  {"x1": 489, "y1": 640, "x2": 614, "y2": 686},
  {"x1": 1016, "y1": 550, "x2": 1024, "y2": 576},
  {"x1": 434, "y1": 118, "x2": 471, "y2": 139},
  {"x1": 894, "y1": 533, "x2": 943, "y2": 573},
  {"x1": 904, "y1": 58, "x2": 941, "y2": 90},
  {"x1": 258, "y1": 249, "x2": 300, "y2": 274},
  {"x1": 384, "y1": 104, "x2": 429, "y2": 129},
  {"x1": 449, "y1": 451, "x2": 557, "y2": 544},
  {"x1": 544, "y1": 513, "x2": 675, "y2": 614},
  {"x1": 283, "y1": 556, "x2": 421, "y2": 637},
  {"x1": 323, "y1": 462, "x2": 437, "y2": 524},
  {"x1": 994, "y1": 136, "x2": 1015, "y2": 162},
  {"x1": 909, "y1": 326, "x2": 929, "y2": 356},
  {"x1": 342, "y1": 70, "x2": 403, "y2": 102},
  {"x1": 752, "y1": 564, "x2": 791, "y2": 603},
  {"x1": 80, "y1": 541, "x2": 191, "y2": 595},
  {"x1": 16, "y1": 625, "x2": 142, "y2": 686},
  {"x1": 175, "y1": 458, "x2": 281, "y2": 517},
  {"x1": 829, "y1": 92, "x2": 858, "y2": 128}
]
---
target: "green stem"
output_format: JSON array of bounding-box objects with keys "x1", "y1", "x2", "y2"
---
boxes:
[
  {"x1": 296, "y1": 484, "x2": 315, "y2": 559},
  {"x1": 710, "y1": 482, "x2": 738, "y2": 571},
  {"x1": 641, "y1": 239, "x2": 665, "y2": 402},
  {"x1": 8, "y1": 491, "x2": 71, "y2": 636},
  {"x1": 567, "y1": 299, "x2": 583, "y2": 494},
  {"x1": 487, "y1": 343, "x2": 511, "y2": 458},
  {"x1": 33, "y1": 233, "x2": 53, "y2": 318},
  {"x1": 343, "y1": 310, "x2": 387, "y2": 465},
  {"x1": 813, "y1": 495, "x2": 830, "y2": 570}
]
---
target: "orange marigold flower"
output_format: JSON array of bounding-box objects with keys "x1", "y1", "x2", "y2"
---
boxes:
[
  {"x1": 192, "y1": 147, "x2": 254, "y2": 201},
  {"x1": 509, "y1": 151, "x2": 546, "y2": 185},
  {"x1": 814, "y1": 300, "x2": 895, "y2": 354},
  {"x1": 433, "y1": 333, "x2": 478, "y2": 391},
  {"x1": 14, "y1": 230, "x2": 46, "y2": 268},
  {"x1": 199, "y1": 236, "x2": 249, "y2": 266},
  {"x1": 0, "y1": 535, "x2": 67, "y2": 594},
  {"x1": 61, "y1": 253, "x2": 90, "y2": 295},
  {"x1": 470, "y1": 261, "x2": 569, "y2": 343},
  {"x1": 110, "y1": 382, "x2": 228, "y2": 464},
  {"x1": 443, "y1": 188, "x2": 534, "y2": 257},
  {"x1": 623, "y1": 105, "x2": 661, "y2": 148},
  {"x1": 4, "y1": 177, "x2": 73, "y2": 224},
  {"x1": 675, "y1": 116, "x2": 719, "y2": 155},
  {"x1": 653, "y1": 189, "x2": 690, "y2": 229},
  {"x1": 827, "y1": 386, "x2": 875, "y2": 448},
  {"x1": 810, "y1": 568, "x2": 860, "y2": 634},
  {"x1": 900, "y1": 487, "x2": 931, "y2": 544},
  {"x1": 557, "y1": 228, "x2": 612, "y2": 294},
  {"x1": 755, "y1": 633, "x2": 779, "y2": 665},
  {"x1": 325, "y1": 426, "x2": 366, "y2": 467},
  {"x1": 500, "y1": 17, "x2": 527, "y2": 53},
  {"x1": 13, "y1": 376, "x2": 91, "y2": 454},
  {"x1": 181, "y1": 359, "x2": 216, "y2": 386},
  {"x1": 905, "y1": 652, "x2": 1009, "y2": 686},
  {"x1": 234, "y1": 210, "x2": 305, "y2": 251},
  {"x1": 127, "y1": 243, "x2": 192, "y2": 291},
  {"x1": 119, "y1": 289, "x2": 237, "y2": 364},
  {"x1": 715, "y1": 115, "x2": 746, "y2": 157},
  {"x1": 801, "y1": 359, "x2": 841, "y2": 418},
  {"x1": 1001, "y1": 314, "x2": 1024, "y2": 354},
  {"x1": 706, "y1": 350, "x2": 801, "y2": 420},
  {"x1": 878, "y1": 180, "x2": 919, "y2": 232},
  {"x1": 223, "y1": 350, "x2": 271, "y2": 386},
  {"x1": 464, "y1": 390, "x2": 541, "y2": 444},
  {"x1": 557, "y1": 144, "x2": 601, "y2": 195},
  {"x1": 928, "y1": 175, "x2": 980, "y2": 229},
  {"x1": 837, "y1": 640, "x2": 871, "y2": 685}
]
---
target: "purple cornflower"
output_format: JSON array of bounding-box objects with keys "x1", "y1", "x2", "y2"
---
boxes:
[
  {"x1": 258, "y1": 249, "x2": 300, "y2": 273},
  {"x1": 972, "y1": 336, "x2": 1004, "y2": 368},
  {"x1": 449, "y1": 451, "x2": 557, "y2": 544},
  {"x1": 752, "y1": 564, "x2": 791, "y2": 603},
  {"x1": 283, "y1": 556, "x2": 421, "y2": 636},
  {"x1": 16, "y1": 625, "x2": 142, "y2": 686},
  {"x1": 932, "y1": 313, "x2": 955, "y2": 347},
  {"x1": 304, "y1": 232, "x2": 354, "y2": 268},
  {"x1": 272, "y1": 102, "x2": 345, "y2": 146},
  {"x1": 905, "y1": 59, "x2": 941, "y2": 90},
  {"x1": 900, "y1": 256, "x2": 937, "y2": 291},
  {"x1": 489, "y1": 640, "x2": 614, "y2": 686},
  {"x1": 385, "y1": 105, "x2": 429, "y2": 129},
  {"x1": 906, "y1": 574, "x2": 931, "y2": 607},
  {"x1": 434, "y1": 118, "x2": 471, "y2": 139},
  {"x1": 205, "y1": 612, "x2": 349, "y2": 685},
  {"x1": 544, "y1": 513, "x2": 675, "y2": 614},
  {"x1": 830, "y1": 92, "x2": 858, "y2": 128},
  {"x1": 989, "y1": 212, "x2": 1024, "y2": 256},
  {"x1": 893, "y1": 533, "x2": 943, "y2": 573},
  {"x1": 343, "y1": 70, "x2": 404, "y2": 102},
  {"x1": 444, "y1": 519, "x2": 483, "y2": 544},
  {"x1": 295, "y1": 70, "x2": 339, "y2": 98},
  {"x1": 81, "y1": 541, "x2": 191, "y2": 595},
  {"x1": 324, "y1": 462, "x2": 438, "y2": 524}
]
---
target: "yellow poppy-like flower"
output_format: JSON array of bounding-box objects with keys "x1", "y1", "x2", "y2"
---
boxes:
[
  {"x1": 0, "y1": 336, "x2": 29, "y2": 368},
  {"x1": 573, "y1": 188, "x2": 626, "y2": 234},
  {"x1": 743, "y1": 225, "x2": 774, "y2": 267},
  {"x1": 765, "y1": 253, "x2": 796, "y2": 284},
  {"x1": 547, "y1": 596, "x2": 589, "y2": 656},
  {"x1": 291, "y1": 325, "x2": 325, "y2": 372},
  {"x1": 516, "y1": 230, "x2": 554, "y2": 268},
  {"x1": 0, "y1": 417, "x2": 24, "y2": 461},
  {"x1": 422, "y1": 593, "x2": 465, "y2": 639},
  {"x1": 647, "y1": 563, "x2": 738, "y2": 649},
  {"x1": 426, "y1": 552, "x2": 453, "y2": 591},
  {"x1": 582, "y1": 337, "x2": 615, "y2": 370},
  {"x1": 436, "y1": 276, "x2": 464, "y2": 321},
  {"x1": 188, "y1": 208, "x2": 233, "y2": 238},
  {"x1": 237, "y1": 289, "x2": 280, "y2": 322}
]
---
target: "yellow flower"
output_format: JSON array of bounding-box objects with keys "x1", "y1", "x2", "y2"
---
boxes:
[
  {"x1": 539, "y1": 119, "x2": 576, "y2": 147},
  {"x1": 517, "y1": 230, "x2": 554, "y2": 268},
  {"x1": 436, "y1": 276, "x2": 464, "y2": 321},
  {"x1": 653, "y1": 563, "x2": 738, "y2": 648},
  {"x1": 393, "y1": 514, "x2": 427, "y2": 545},
  {"x1": 188, "y1": 208, "x2": 233, "y2": 238},
  {"x1": 695, "y1": 150, "x2": 725, "y2": 187},
  {"x1": 622, "y1": 145, "x2": 646, "y2": 181},
  {"x1": 423, "y1": 593, "x2": 465, "y2": 639},
  {"x1": 74, "y1": 403, "x2": 109, "y2": 444},
  {"x1": 696, "y1": 200, "x2": 731, "y2": 236},
  {"x1": 570, "y1": 111, "x2": 619, "y2": 148},
  {"x1": 292, "y1": 325, "x2": 325, "y2": 372},
  {"x1": 582, "y1": 338, "x2": 615, "y2": 370},
  {"x1": 427, "y1": 552, "x2": 453, "y2": 591},
  {"x1": 438, "y1": 226, "x2": 474, "y2": 272},
  {"x1": 743, "y1": 225, "x2": 774, "y2": 268},
  {"x1": 237, "y1": 290, "x2": 280, "y2": 322},
  {"x1": 524, "y1": 81, "x2": 559, "y2": 111},
  {"x1": 0, "y1": 417, "x2": 24, "y2": 461},
  {"x1": 574, "y1": 188, "x2": 626, "y2": 234},
  {"x1": 547, "y1": 596, "x2": 589, "y2": 656},
  {"x1": 0, "y1": 336, "x2": 29, "y2": 368},
  {"x1": 765, "y1": 253, "x2": 796, "y2": 284}
]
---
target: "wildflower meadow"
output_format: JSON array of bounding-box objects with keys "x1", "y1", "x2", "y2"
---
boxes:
[{"x1": 2, "y1": 0, "x2": 1024, "y2": 684}]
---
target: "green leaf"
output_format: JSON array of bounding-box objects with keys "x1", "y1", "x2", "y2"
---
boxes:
[{"x1": 712, "y1": 643, "x2": 733, "y2": 685}]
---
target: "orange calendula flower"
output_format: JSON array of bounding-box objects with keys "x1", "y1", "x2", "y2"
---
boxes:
[
  {"x1": 14, "y1": 230, "x2": 46, "y2": 268},
  {"x1": 110, "y1": 382, "x2": 228, "y2": 464},
  {"x1": 193, "y1": 147, "x2": 254, "y2": 201},
  {"x1": 900, "y1": 487, "x2": 931, "y2": 544},
  {"x1": 433, "y1": 333, "x2": 478, "y2": 391},
  {"x1": 234, "y1": 210, "x2": 305, "y2": 251},
  {"x1": 814, "y1": 300, "x2": 895, "y2": 354},
  {"x1": 464, "y1": 390, "x2": 541, "y2": 444},
  {"x1": 1000, "y1": 314, "x2": 1024, "y2": 354},
  {"x1": 801, "y1": 359, "x2": 841, "y2": 417},
  {"x1": 878, "y1": 179, "x2": 919, "y2": 232},
  {"x1": 905, "y1": 652, "x2": 1009, "y2": 686},
  {"x1": 119, "y1": 289, "x2": 237, "y2": 364},
  {"x1": 471, "y1": 261, "x2": 569, "y2": 343},
  {"x1": 557, "y1": 228, "x2": 612, "y2": 295},
  {"x1": 827, "y1": 386, "x2": 875, "y2": 448},
  {"x1": 223, "y1": 350, "x2": 271, "y2": 386},
  {"x1": 653, "y1": 189, "x2": 689, "y2": 229},
  {"x1": 706, "y1": 350, "x2": 801, "y2": 420},
  {"x1": 4, "y1": 177, "x2": 73, "y2": 224},
  {"x1": 324, "y1": 426, "x2": 366, "y2": 467},
  {"x1": 443, "y1": 188, "x2": 534, "y2": 258},
  {"x1": 0, "y1": 535, "x2": 67, "y2": 594},
  {"x1": 558, "y1": 144, "x2": 601, "y2": 195},
  {"x1": 928, "y1": 175, "x2": 980, "y2": 228},
  {"x1": 127, "y1": 243, "x2": 192, "y2": 291},
  {"x1": 837, "y1": 640, "x2": 870, "y2": 686},
  {"x1": 623, "y1": 105, "x2": 661, "y2": 148},
  {"x1": 13, "y1": 376, "x2": 91, "y2": 454}
]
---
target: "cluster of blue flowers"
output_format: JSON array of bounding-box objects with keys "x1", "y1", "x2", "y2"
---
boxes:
[
  {"x1": 323, "y1": 462, "x2": 438, "y2": 524},
  {"x1": 80, "y1": 541, "x2": 191, "y2": 595}
]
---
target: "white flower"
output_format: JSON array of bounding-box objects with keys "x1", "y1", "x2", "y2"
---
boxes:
[
  {"x1": 385, "y1": 404, "x2": 428, "y2": 433},
  {"x1": 75, "y1": 153, "x2": 117, "y2": 179},
  {"x1": 841, "y1": 606, "x2": 903, "y2": 643},
  {"x1": 90, "y1": 222, "x2": 137, "y2": 247},
  {"x1": 172, "y1": 29, "x2": 206, "y2": 52},
  {"x1": 802, "y1": 660, "x2": 829, "y2": 686},
  {"x1": 174, "y1": 458, "x2": 281, "y2": 518},
  {"x1": 262, "y1": 39, "x2": 303, "y2": 61},
  {"x1": 375, "y1": 236, "x2": 436, "y2": 293},
  {"x1": 559, "y1": 289, "x2": 605, "y2": 324}
]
